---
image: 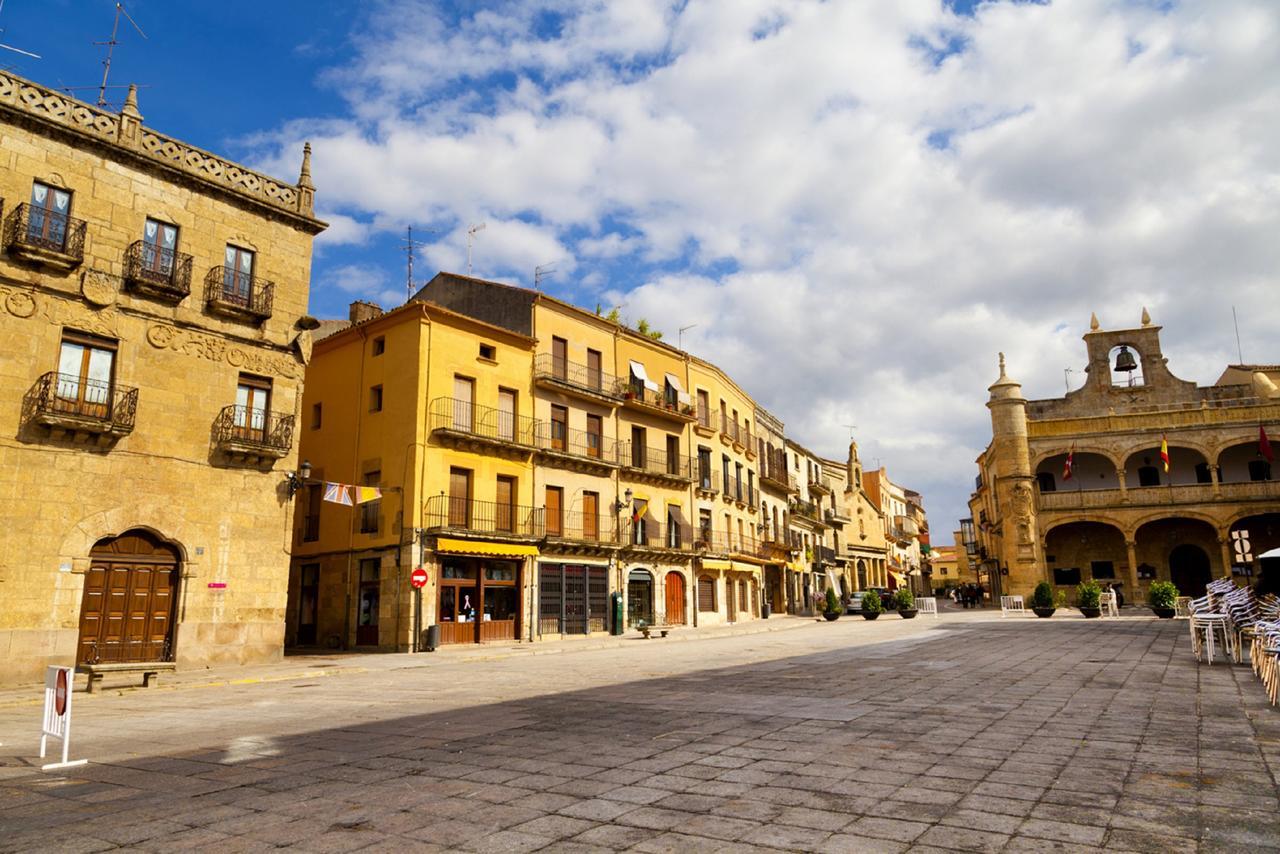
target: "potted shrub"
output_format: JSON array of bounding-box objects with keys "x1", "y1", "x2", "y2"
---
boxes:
[
  {"x1": 1077, "y1": 580, "x2": 1102, "y2": 618},
  {"x1": 861, "y1": 589, "x2": 883, "y2": 621},
  {"x1": 822, "y1": 588, "x2": 842, "y2": 621},
  {"x1": 1147, "y1": 580, "x2": 1178, "y2": 618},
  {"x1": 1030, "y1": 581, "x2": 1056, "y2": 618},
  {"x1": 895, "y1": 588, "x2": 918, "y2": 619}
]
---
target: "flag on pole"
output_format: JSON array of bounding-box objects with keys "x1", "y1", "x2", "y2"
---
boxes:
[
  {"x1": 354, "y1": 486, "x2": 382, "y2": 504},
  {"x1": 323, "y1": 482, "x2": 353, "y2": 505},
  {"x1": 1063, "y1": 444, "x2": 1075, "y2": 481},
  {"x1": 1159, "y1": 436, "x2": 1170, "y2": 473},
  {"x1": 1262, "y1": 425, "x2": 1275, "y2": 463}
]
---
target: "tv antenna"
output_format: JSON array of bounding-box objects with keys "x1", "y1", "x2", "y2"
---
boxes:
[
  {"x1": 678, "y1": 323, "x2": 697, "y2": 350},
  {"x1": 400, "y1": 225, "x2": 435, "y2": 304},
  {"x1": 534, "y1": 262, "x2": 556, "y2": 288},
  {"x1": 95, "y1": 2, "x2": 146, "y2": 108},
  {"x1": 843, "y1": 423, "x2": 858, "y2": 439},
  {"x1": 465, "y1": 222, "x2": 485, "y2": 276},
  {"x1": 0, "y1": 0, "x2": 42, "y2": 59}
]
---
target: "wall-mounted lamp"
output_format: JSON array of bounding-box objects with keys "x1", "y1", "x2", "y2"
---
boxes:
[
  {"x1": 285, "y1": 459, "x2": 312, "y2": 499},
  {"x1": 614, "y1": 488, "x2": 633, "y2": 513}
]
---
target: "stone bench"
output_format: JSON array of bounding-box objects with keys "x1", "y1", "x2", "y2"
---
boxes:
[
  {"x1": 639, "y1": 624, "x2": 675, "y2": 639},
  {"x1": 78, "y1": 662, "x2": 176, "y2": 693}
]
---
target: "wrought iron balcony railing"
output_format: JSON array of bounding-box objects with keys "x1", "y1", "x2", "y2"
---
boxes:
[
  {"x1": 430, "y1": 397, "x2": 537, "y2": 448},
  {"x1": 545, "y1": 510, "x2": 619, "y2": 544},
  {"x1": 616, "y1": 381, "x2": 697, "y2": 421},
  {"x1": 624, "y1": 519, "x2": 692, "y2": 551},
  {"x1": 696, "y1": 403, "x2": 714, "y2": 431},
  {"x1": 205, "y1": 266, "x2": 274, "y2": 319},
  {"x1": 695, "y1": 466, "x2": 720, "y2": 494},
  {"x1": 760, "y1": 460, "x2": 797, "y2": 492},
  {"x1": 424, "y1": 494, "x2": 544, "y2": 538},
  {"x1": 23, "y1": 372, "x2": 137, "y2": 435},
  {"x1": 124, "y1": 241, "x2": 193, "y2": 301},
  {"x1": 533, "y1": 422, "x2": 621, "y2": 465},
  {"x1": 696, "y1": 530, "x2": 768, "y2": 558},
  {"x1": 619, "y1": 445, "x2": 693, "y2": 480},
  {"x1": 790, "y1": 499, "x2": 821, "y2": 521},
  {"x1": 212, "y1": 404, "x2": 295, "y2": 456},
  {"x1": 4, "y1": 203, "x2": 87, "y2": 263},
  {"x1": 532, "y1": 353, "x2": 622, "y2": 399}
]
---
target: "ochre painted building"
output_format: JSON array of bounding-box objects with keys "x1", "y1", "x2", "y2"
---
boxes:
[
  {"x1": 969, "y1": 312, "x2": 1280, "y2": 601},
  {"x1": 0, "y1": 72, "x2": 325, "y2": 684}
]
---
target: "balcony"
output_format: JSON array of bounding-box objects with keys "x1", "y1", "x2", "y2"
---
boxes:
[
  {"x1": 212, "y1": 404, "x2": 294, "y2": 464},
  {"x1": 1038, "y1": 481, "x2": 1280, "y2": 512},
  {"x1": 124, "y1": 241, "x2": 193, "y2": 303},
  {"x1": 893, "y1": 515, "x2": 920, "y2": 536},
  {"x1": 3, "y1": 204, "x2": 86, "y2": 270},
  {"x1": 719, "y1": 413, "x2": 738, "y2": 447},
  {"x1": 825, "y1": 505, "x2": 852, "y2": 524},
  {"x1": 695, "y1": 469, "x2": 720, "y2": 497},
  {"x1": 694, "y1": 404, "x2": 715, "y2": 437},
  {"x1": 22, "y1": 372, "x2": 136, "y2": 441},
  {"x1": 429, "y1": 397, "x2": 537, "y2": 457},
  {"x1": 617, "y1": 381, "x2": 697, "y2": 424},
  {"x1": 760, "y1": 464, "x2": 798, "y2": 494},
  {"x1": 789, "y1": 499, "x2": 827, "y2": 527},
  {"x1": 742, "y1": 428, "x2": 756, "y2": 459},
  {"x1": 533, "y1": 423, "x2": 621, "y2": 474},
  {"x1": 532, "y1": 353, "x2": 622, "y2": 405},
  {"x1": 619, "y1": 445, "x2": 693, "y2": 486},
  {"x1": 205, "y1": 266, "x2": 274, "y2": 323},
  {"x1": 809, "y1": 473, "x2": 833, "y2": 495},
  {"x1": 815, "y1": 545, "x2": 837, "y2": 565},
  {"x1": 695, "y1": 530, "x2": 768, "y2": 560},
  {"x1": 719, "y1": 474, "x2": 752, "y2": 508},
  {"x1": 424, "y1": 495, "x2": 544, "y2": 540},
  {"x1": 545, "y1": 511, "x2": 620, "y2": 553},
  {"x1": 622, "y1": 520, "x2": 692, "y2": 553}
]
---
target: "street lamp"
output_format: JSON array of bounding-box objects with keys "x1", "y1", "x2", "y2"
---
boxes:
[
  {"x1": 614, "y1": 488, "x2": 633, "y2": 513},
  {"x1": 285, "y1": 459, "x2": 312, "y2": 499}
]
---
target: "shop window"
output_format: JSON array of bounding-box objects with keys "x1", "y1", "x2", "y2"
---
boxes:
[{"x1": 697, "y1": 575, "x2": 716, "y2": 612}]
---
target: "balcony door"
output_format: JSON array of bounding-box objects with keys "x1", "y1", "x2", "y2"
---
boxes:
[
  {"x1": 56, "y1": 332, "x2": 116, "y2": 419},
  {"x1": 552, "y1": 336, "x2": 568, "y2": 379},
  {"x1": 496, "y1": 475, "x2": 516, "y2": 533},
  {"x1": 550, "y1": 404, "x2": 568, "y2": 451},
  {"x1": 497, "y1": 388, "x2": 517, "y2": 441},
  {"x1": 233, "y1": 374, "x2": 271, "y2": 441},
  {"x1": 587, "y1": 349, "x2": 603, "y2": 391},
  {"x1": 545, "y1": 486, "x2": 563, "y2": 537},
  {"x1": 223, "y1": 245, "x2": 255, "y2": 305},
  {"x1": 29, "y1": 182, "x2": 71, "y2": 249},
  {"x1": 142, "y1": 219, "x2": 178, "y2": 278},
  {"x1": 453, "y1": 376, "x2": 474, "y2": 432},
  {"x1": 449, "y1": 468, "x2": 472, "y2": 527}
]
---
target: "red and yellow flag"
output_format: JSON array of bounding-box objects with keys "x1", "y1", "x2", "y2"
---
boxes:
[
  {"x1": 1159, "y1": 436, "x2": 1170, "y2": 473},
  {"x1": 1261, "y1": 425, "x2": 1275, "y2": 464},
  {"x1": 1063, "y1": 444, "x2": 1075, "y2": 481}
]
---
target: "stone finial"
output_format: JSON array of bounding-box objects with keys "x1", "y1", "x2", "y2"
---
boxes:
[
  {"x1": 298, "y1": 142, "x2": 315, "y2": 190},
  {"x1": 1141, "y1": 306, "x2": 1151, "y2": 326},
  {"x1": 1089, "y1": 312, "x2": 1100, "y2": 331},
  {"x1": 998, "y1": 352, "x2": 1007, "y2": 377},
  {"x1": 117, "y1": 83, "x2": 143, "y2": 149},
  {"x1": 121, "y1": 84, "x2": 142, "y2": 119}
]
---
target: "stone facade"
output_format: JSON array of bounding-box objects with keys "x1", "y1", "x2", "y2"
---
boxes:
[
  {"x1": 0, "y1": 72, "x2": 324, "y2": 685},
  {"x1": 969, "y1": 312, "x2": 1280, "y2": 602}
]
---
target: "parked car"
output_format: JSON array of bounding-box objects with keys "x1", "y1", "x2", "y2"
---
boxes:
[{"x1": 846, "y1": 589, "x2": 892, "y2": 614}]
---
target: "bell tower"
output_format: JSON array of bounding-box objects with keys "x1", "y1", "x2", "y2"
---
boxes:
[{"x1": 987, "y1": 353, "x2": 1043, "y2": 595}]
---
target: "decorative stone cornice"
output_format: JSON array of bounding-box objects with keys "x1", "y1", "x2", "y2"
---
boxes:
[{"x1": 0, "y1": 71, "x2": 325, "y2": 232}]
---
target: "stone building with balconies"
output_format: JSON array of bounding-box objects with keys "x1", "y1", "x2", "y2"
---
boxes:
[
  {"x1": 0, "y1": 71, "x2": 326, "y2": 684},
  {"x1": 969, "y1": 311, "x2": 1280, "y2": 602}
]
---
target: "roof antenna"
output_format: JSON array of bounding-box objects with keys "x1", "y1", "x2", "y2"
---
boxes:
[
  {"x1": 96, "y1": 2, "x2": 146, "y2": 108},
  {"x1": 465, "y1": 222, "x2": 486, "y2": 276},
  {"x1": 1231, "y1": 305, "x2": 1244, "y2": 365},
  {"x1": 534, "y1": 262, "x2": 556, "y2": 289},
  {"x1": 843, "y1": 423, "x2": 857, "y2": 439},
  {"x1": 0, "y1": 0, "x2": 41, "y2": 59},
  {"x1": 401, "y1": 225, "x2": 435, "y2": 304},
  {"x1": 678, "y1": 323, "x2": 697, "y2": 350}
]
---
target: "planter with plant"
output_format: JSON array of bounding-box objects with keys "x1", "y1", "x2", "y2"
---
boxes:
[
  {"x1": 822, "y1": 588, "x2": 842, "y2": 621},
  {"x1": 1147, "y1": 580, "x2": 1178, "y2": 618},
  {"x1": 894, "y1": 588, "x2": 918, "y2": 619},
  {"x1": 861, "y1": 589, "x2": 883, "y2": 620},
  {"x1": 1031, "y1": 581, "x2": 1056, "y2": 618},
  {"x1": 1077, "y1": 580, "x2": 1102, "y2": 618}
]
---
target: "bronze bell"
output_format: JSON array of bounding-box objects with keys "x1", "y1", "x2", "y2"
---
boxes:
[{"x1": 1114, "y1": 345, "x2": 1138, "y2": 373}]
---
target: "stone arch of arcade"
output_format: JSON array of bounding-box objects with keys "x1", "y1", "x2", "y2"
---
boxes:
[
  {"x1": 1121, "y1": 444, "x2": 1211, "y2": 488},
  {"x1": 1133, "y1": 516, "x2": 1222, "y2": 596},
  {"x1": 1043, "y1": 520, "x2": 1127, "y2": 588},
  {"x1": 1217, "y1": 440, "x2": 1275, "y2": 484},
  {"x1": 1034, "y1": 450, "x2": 1120, "y2": 493}
]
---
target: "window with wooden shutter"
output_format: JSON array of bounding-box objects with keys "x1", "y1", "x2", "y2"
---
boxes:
[
  {"x1": 698, "y1": 576, "x2": 716, "y2": 612},
  {"x1": 545, "y1": 486, "x2": 563, "y2": 537}
]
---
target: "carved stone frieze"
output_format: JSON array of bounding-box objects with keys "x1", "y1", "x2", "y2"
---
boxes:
[
  {"x1": 80, "y1": 269, "x2": 118, "y2": 307},
  {"x1": 146, "y1": 323, "x2": 303, "y2": 380}
]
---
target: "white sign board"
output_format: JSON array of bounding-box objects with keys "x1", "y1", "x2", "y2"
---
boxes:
[{"x1": 40, "y1": 666, "x2": 87, "y2": 770}]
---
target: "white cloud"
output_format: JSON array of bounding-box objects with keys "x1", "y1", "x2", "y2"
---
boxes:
[{"x1": 266, "y1": 0, "x2": 1280, "y2": 528}]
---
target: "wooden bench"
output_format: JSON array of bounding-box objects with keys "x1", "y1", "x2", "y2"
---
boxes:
[
  {"x1": 638, "y1": 624, "x2": 674, "y2": 639},
  {"x1": 78, "y1": 662, "x2": 176, "y2": 693}
]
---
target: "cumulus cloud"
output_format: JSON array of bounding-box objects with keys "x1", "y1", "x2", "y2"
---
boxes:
[{"x1": 265, "y1": 0, "x2": 1280, "y2": 529}]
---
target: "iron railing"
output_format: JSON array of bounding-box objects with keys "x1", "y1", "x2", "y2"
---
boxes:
[
  {"x1": 4, "y1": 203, "x2": 87, "y2": 260},
  {"x1": 204, "y1": 266, "x2": 274, "y2": 318},
  {"x1": 695, "y1": 462, "x2": 720, "y2": 493},
  {"x1": 124, "y1": 241, "x2": 193, "y2": 299},
  {"x1": 23, "y1": 372, "x2": 137, "y2": 433},
  {"x1": 534, "y1": 422, "x2": 620, "y2": 463},
  {"x1": 624, "y1": 519, "x2": 692, "y2": 551},
  {"x1": 545, "y1": 510, "x2": 619, "y2": 544},
  {"x1": 82, "y1": 637, "x2": 172, "y2": 665},
  {"x1": 619, "y1": 445, "x2": 693, "y2": 479},
  {"x1": 790, "y1": 499, "x2": 820, "y2": 521},
  {"x1": 723, "y1": 473, "x2": 747, "y2": 503},
  {"x1": 696, "y1": 530, "x2": 767, "y2": 557},
  {"x1": 212, "y1": 404, "x2": 295, "y2": 454},
  {"x1": 617, "y1": 381, "x2": 697, "y2": 419},
  {"x1": 429, "y1": 397, "x2": 537, "y2": 447},
  {"x1": 424, "y1": 494, "x2": 544, "y2": 537},
  {"x1": 696, "y1": 401, "x2": 714, "y2": 430},
  {"x1": 532, "y1": 353, "x2": 621, "y2": 398}
]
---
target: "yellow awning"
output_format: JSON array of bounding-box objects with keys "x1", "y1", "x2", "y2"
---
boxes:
[
  {"x1": 700, "y1": 558, "x2": 732, "y2": 571},
  {"x1": 889, "y1": 571, "x2": 907, "y2": 587},
  {"x1": 435, "y1": 537, "x2": 539, "y2": 558},
  {"x1": 730, "y1": 560, "x2": 762, "y2": 575}
]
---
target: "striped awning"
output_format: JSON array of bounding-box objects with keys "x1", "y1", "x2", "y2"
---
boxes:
[
  {"x1": 888, "y1": 570, "x2": 907, "y2": 588},
  {"x1": 435, "y1": 537, "x2": 538, "y2": 558}
]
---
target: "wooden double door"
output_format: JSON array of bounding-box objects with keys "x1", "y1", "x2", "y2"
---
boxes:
[{"x1": 77, "y1": 530, "x2": 179, "y2": 665}]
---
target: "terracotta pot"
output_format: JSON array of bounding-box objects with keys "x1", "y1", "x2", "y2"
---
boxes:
[
  {"x1": 899, "y1": 609, "x2": 918, "y2": 619},
  {"x1": 1151, "y1": 607, "x2": 1175, "y2": 619},
  {"x1": 862, "y1": 612, "x2": 880, "y2": 621},
  {"x1": 1032, "y1": 607, "x2": 1056, "y2": 618}
]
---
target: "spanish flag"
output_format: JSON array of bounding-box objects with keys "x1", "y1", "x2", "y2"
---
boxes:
[
  {"x1": 1160, "y1": 436, "x2": 1170, "y2": 473},
  {"x1": 1063, "y1": 443, "x2": 1075, "y2": 481}
]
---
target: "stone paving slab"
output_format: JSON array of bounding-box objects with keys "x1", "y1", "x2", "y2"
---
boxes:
[{"x1": 0, "y1": 613, "x2": 1278, "y2": 852}]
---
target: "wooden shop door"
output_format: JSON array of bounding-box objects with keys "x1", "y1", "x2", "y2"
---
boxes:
[
  {"x1": 664, "y1": 572, "x2": 686, "y2": 625},
  {"x1": 78, "y1": 530, "x2": 179, "y2": 665}
]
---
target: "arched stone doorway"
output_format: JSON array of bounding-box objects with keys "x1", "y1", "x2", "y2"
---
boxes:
[
  {"x1": 627, "y1": 569, "x2": 654, "y2": 627},
  {"x1": 664, "y1": 571, "x2": 687, "y2": 625},
  {"x1": 78, "y1": 529, "x2": 180, "y2": 665},
  {"x1": 1169, "y1": 544, "x2": 1211, "y2": 595}
]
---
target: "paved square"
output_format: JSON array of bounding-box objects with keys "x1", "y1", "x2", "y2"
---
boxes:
[{"x1": 2, "y1": 614, "x2": 1278, "y2": 852}]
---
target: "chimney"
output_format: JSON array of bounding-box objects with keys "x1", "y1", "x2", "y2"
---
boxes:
[{"x1": 349, "y1": 301, "x2": 383, "y2": 324}]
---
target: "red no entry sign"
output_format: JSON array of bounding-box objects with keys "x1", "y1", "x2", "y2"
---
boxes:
[{"x1": 410, "y1": 567, "x2": 428, "y2": 589}]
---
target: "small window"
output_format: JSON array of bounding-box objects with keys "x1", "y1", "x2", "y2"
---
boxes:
[
  {"x1": 1036, "y1": 472, "x2": 1056, "y2": 493},
  {"x1": 369, "y1": 385, "x2": 383, "y2": 412},
  {"x1": 360, "y1": 471, "x2": 381, "y2": 534},
  {"x1": 311, "y1": 402, "x2": 322, "y2": 430},
  {"x1": 372, "y1": 336, "x2": 385, "y2": 356},
  {"x1": 479, "y1": 343, "x2": 496, "y2": 360},
  {"x1": 303, "y1": 483, "x2": 321, "y2": 542}
]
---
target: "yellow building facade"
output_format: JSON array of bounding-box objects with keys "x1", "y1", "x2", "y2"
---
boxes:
[{"x1": 0, "y1": 72, "x2": 325, "y2": 684}]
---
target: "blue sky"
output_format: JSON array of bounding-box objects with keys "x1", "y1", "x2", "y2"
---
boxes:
[{"x1": 5, "y1": 1, "x2": 1279, "y2": 533}]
